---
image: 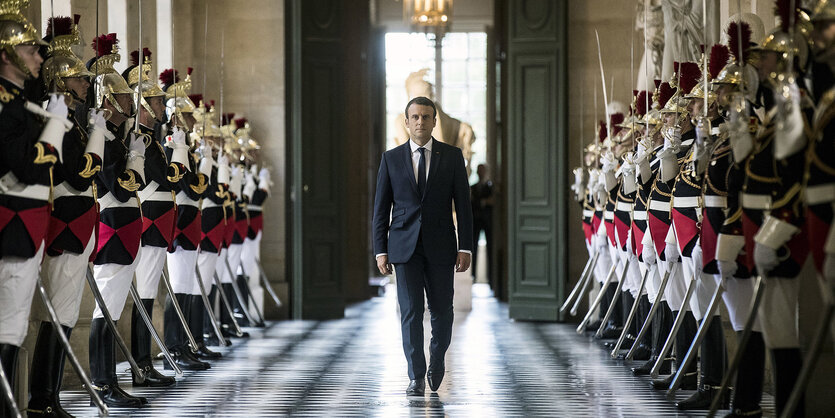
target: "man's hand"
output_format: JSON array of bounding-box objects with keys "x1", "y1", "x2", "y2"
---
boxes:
[
  {"x1": 376, "y1": 255, "x2": 392, "y2": 275},
  {"x1": 456, "y1": 252, "x2": 471, "y2": 273}
]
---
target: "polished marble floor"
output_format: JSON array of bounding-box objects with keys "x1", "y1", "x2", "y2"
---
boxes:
[{"x1": 60, "y1": 284, "x2": 772, "y2": 417}]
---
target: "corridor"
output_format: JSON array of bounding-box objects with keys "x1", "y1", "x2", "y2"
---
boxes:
[{"x1": 59, "y1": 285, "x2": 771, "y2": 417}]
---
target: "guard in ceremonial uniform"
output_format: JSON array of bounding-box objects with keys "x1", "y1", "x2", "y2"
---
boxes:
[
  {"x1": 709, "y1": 20, "x2": 766, "y2": 417},
  {"x1": 736, "y1": 5, "x2": 811, "y2": 415},
  {"x1": 669, "y1": 45, "x2": 729, "y2": 410},
  {"x1": 27, "y1": 15, "x2": 104, "y2": 417},
  {"x1": 87, "y1": 33, "x2": 149, "y2": 407},
  {"x1": 649, "y1": 62, "x2": 699, "y2": 391},
  {"x1": 0, "y1": 2, "x2": 60, "y2": 415}
]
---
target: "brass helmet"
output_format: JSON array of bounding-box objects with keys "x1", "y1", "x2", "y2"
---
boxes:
[
  {"x1": 755, "y1": 1, "x2": 811, "y2": 70},
  {"x1": 161, "y1": 67, "x2": 196, "y2": 116},
  {"x1": 0, "y1": 0, "x2": 48, "y2": 78},
  {"x1": 124, "y1": 48, "x2": 166, "y2": 120},
  {"x1": 234, "y1": 117, "x2": 260, "y2": 151},
  {"x1": 193, "y1": 99, "x2": 222, "y2": 138},
  {"x1": 89, "y1": 33, "x2": 133, "y2": 115},
  {"x1": 43, "y1": 15, "x2": 93, "y2": 93},
  {"x1": 685, "y1": 45, "x2": 730, "y2": 104},
  {"x1": 662, "y1": 62, "x2": 700, "y2": 114},
  {"x1": 813, "y1": 0, "x2": 835, "y2": 22}
]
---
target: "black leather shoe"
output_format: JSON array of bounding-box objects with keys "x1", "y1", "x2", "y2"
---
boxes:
[
  {"x1": 677, "y1": 385, "x2": 728, "y2": 410},
  {"x1": 724, "y1": 407, "x2": 762, "y2": 418},
  {"x1": 605, "y1": 336, "x2": 634, "y2": 349},
  {"x1": 427, "y1": 364, "x2": 445, "y2": 391},
  {"x1": 632, "y1": 357, "x2": 671, "y2": 376},
  {"x1": 196, "y1": 342, "x2": 222, "y2": 359},
  {"x1": 586, "y1": 319, "x2": 603, "y2": 333},
  {"x1": 91, "y1": 384, "x2": 144, "y2": 408},
  {"x1": 26, "y1": 400, "x2": 73, "y2": 417},
  {"x1": 651, "y1": 371, "x2": 696, "y2": 390},
  {"x1": 620, "y1": 344, "x2": 651, "y2": 361},
  {"x1": 406, "y1": 379, "x2": 425, "y2": 396},
  {"x1": 596, "y1": 325, "x2": 623, "y2": 340},
  {"x1": 205, "y1": 334, "x2": 232, "y2": 347},
  {"x1": 133, "y1": 364, "x2": 175, "y2": 387},
  {"x1": 164, "y1": 347, "x2": 210, "y2": 371}
]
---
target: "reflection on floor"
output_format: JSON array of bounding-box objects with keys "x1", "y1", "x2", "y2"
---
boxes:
[{"x1": 60, "y1": 284, "x2": 772, "y2": 417}]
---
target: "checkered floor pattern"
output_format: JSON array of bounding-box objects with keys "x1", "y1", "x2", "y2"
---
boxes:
[{"x1": 59, "y1": 284, "x2": 773, "y2": 417}]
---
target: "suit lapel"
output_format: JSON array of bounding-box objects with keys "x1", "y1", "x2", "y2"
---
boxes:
[
  {"x1": 401, "y1": 142, "x2": 419, "y2": 197},
  {"x1": 423, "y1": 138, "x2": 442, "y2": 201}
]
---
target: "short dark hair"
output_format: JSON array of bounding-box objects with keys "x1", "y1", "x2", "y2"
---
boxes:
[{"x1": 405, "y1": 96, "x2": 437, "y2": 118}]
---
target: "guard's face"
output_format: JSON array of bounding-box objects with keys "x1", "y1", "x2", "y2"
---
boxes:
[
  {"x1": 148, "y1": 96, "x2": 166, "y2": 122},
  {"x1": 114, "y1": 93, "x2": 133, "y2": 116},
  {"x1": 64, "y1": 76, "x2": 90, "y2": 101},
  {"x1": 662, "y1": 112, "x2": 676, "y2": 126},
  {"x1": 689, "y1": 99, "x2": 703, "y2": 123},
  {"x1": 405, "y1": 104, "x2": 436, "y2": 143},
  {"x1": 184, "y1": 113, "x2": 196, "y2": 131},
  {"x1": 13, "y1": 45, "x2": 43, "y2": 79}
]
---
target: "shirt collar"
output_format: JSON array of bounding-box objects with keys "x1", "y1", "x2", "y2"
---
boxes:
[{"x1": 409, "y1": 138, "x2": 433, "y2": 153}]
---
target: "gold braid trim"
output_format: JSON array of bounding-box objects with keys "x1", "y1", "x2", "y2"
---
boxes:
[
  {"x1": 723, "y1": 207, "x2": 742, "y2": 225},
  {"x1": 79, "y1": 154, "x2": 101, "y2": 178},
  {"x1": 117, "y1": 170, "x2": 141, "y2": 192},
  {"x1": 167, "y1": 163, "x2": 184, "y2": 183},
  {"x1": 771, "y1": 183, "x2": 801, "y2": 210},
  {"x1": 34, "y1": 143, "x2": 57, "y2": 165},
  {"x1": 190, "y1": 173, "x2": 208, "y2": 194}
]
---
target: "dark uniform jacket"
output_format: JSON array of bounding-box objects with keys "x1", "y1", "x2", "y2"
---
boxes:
[{"x1": 167, "y1": 143, "x2": 208, "y2": 252}]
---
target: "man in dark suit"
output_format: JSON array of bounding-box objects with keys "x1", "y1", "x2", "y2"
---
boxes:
[{"x1": 373, "y1": 96, "x2": 473, "y2": 396}]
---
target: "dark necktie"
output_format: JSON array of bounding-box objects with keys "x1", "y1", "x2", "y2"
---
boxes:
[{"x1": 417, "y1": 147, "x2": 426, "y2": 196}]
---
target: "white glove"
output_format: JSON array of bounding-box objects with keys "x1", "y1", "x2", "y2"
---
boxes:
[
  {"x1": 243, "y1": 171, "x2": 257, "y2": 201},
  {"x1": 126, "y1": 132, "x2": 146, "y2": 182},
  {"x1": 600, "y1": 151, "x2": 618, "y2": 173},
  {"x1": 620, "y1": 154, "x2": 637, "y2": 194},
  {"x1": 259, "y1": 167, "x2": 271, "y2": 193},
  {"x1": 85, "y1": 109, "x2": 109, "y2": 160},
  {"x1": 754, "y1": 216, "x2": 800, "y2": 250},
  {"x1": 36, "y1": 94, "x2": 71, "y2": 162},
  {"x1": 754, "y1": 243, "x2": 779, "y2": 276},
  {"x1": 691, "y1": 239, "x2": 704, "y2": 277},
  {"x1": 664, "y1": 242, "x2": 680, "y2": 269},
  {"x1": 728, "y1": 92, "x2": 753, "y2": 163},
  {"x1": 250, "y1": 164, "x2": 258, "y2": 177},
  {"x1": 716, "y1": 260, "x2": 738, "y2": 279},
  {"x1": 642, "y1": 240, "x2": 657, "y2": 265},
  {"x1": 217, "y1": 154, "x2": 230, "y2": 185},
  {"x1": 230, "y1": 165, "x2": 243, "y2": 197},
  {"x1": 773, "y1": 81, "x2": 805, "y2": 160},
  {"x1": 198, "y1": 154, "x2": 214, "y2": 179},
  {"x1": 166, "y1": 128, "x2": 191, "y2": 169}
]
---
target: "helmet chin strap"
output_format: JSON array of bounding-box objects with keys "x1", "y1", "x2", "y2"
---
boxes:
[{"x1": 4, "y1": 46, "x2": 34, "y2": 80}]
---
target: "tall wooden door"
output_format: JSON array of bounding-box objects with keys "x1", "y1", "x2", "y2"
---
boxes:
[{"x1": 505, "y1": 0, "x2": 568, "y2": 321}]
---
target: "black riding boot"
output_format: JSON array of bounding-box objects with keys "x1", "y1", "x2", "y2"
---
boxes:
[
  {"x1": 652, "y1": 310, "x2": 697, "y2": 390},
  {"x1": 190, "y1": 295, "x2": 221, "y2": 358},
  {"x1": 205, "y1": 286, "x2": 232, "y2": 346},
  {"x1": 163, "y1": 294, "x2": 209, "y2": 371},
  {"x1": 771, "y1": 348, "x2": 804, "y2": 418},
  {"x1": 131, "y1": 299, "x2": 174, "y2": 387},
  {"x1": 27, "y1": 322, "x2": 73, "y2": 417},
  {"x1": 221, "y1": 284, "x2": 249, "y2": 338},
  {"x1": 89, "y1": 318, "x2": 145, "y2": 408},
  {"x1": 0, "y1": 343, "x2": 20, "y2": 418},
  {"x1": 233, "y1": 275, "x2": 251, "y2": 327},
  {"x1": 726, "y1": 331, "x2": 765, "y2": 417},
  {"x1": 677, "y1": 315, "x2": 727, "y2": 410}
]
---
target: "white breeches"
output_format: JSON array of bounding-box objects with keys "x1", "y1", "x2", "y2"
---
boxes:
[
  {"x1": 35, "y1": 232, "x2": 96, "y2": 327},
  {"x1": 0, "y1": 244, "x2": 44, "y2": 345},
  {"x1": 167, "y1": 247, "x2": 199, "y2": 295},
  {"x1": 758, "y1": 276, "x2": 800, "y2": 349},
  {"x1": 135, "y1": 245, "x2": 167, "y2": 299},
  {"x1": 92, "y1": 256, "x2": 141, "y2": 321},
  {"x1": 719, "y1": 274, "x2": 761, "y2": 332}
]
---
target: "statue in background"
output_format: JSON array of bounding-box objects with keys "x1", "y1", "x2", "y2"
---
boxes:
[{"x1": 393, "y1": 69, "x2": 476, "y2": 174}]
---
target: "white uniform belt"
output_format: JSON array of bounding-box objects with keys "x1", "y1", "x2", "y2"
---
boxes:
[
  {"x1": 139, "y1": 190, "x2": 173, "y2": 202},
  {"x1": 248, "y1": 204, "x2": 262, "y2": 212},
  {"x1": 582, "y1": 209, "x2": 593, "y2": 217},
  {"x1": 616, "y1": 201, "x2": 632, "y2": 212},
  {"x1": 175, "y1": 191, "x2": 199, "y2": 207},
  {"x1": 805, "y1": 183, "x2": 835, "y2": 205},
  {"x1": 0, "y1": 172, "x2": 49, "y2": 200},
  {"x1": 741, "y1": 193, "x2": 772, "y2": 210},
  {"x1": 604, "y1": 212, "x2": 614, "y2": 221},
  {"x1": 53, "y1": 182, "x2": 92, "y2": 199},
  {"x1": 632, "y1": 210, "x2": 647, "y2": 221},
  {"x1": 703, "y1": 195, "x2": 727, "y2": 208},
  {"x1": 98, "y1": 191, "x2": 138, "y2": 211},
  {"x1": 201, "y1": 199, "x2": 221, "y2": 209},
  {"x1": 649, "y1": 200, "x2": 670, "y2": 212},
  {"x1": 672, "y1": 196, "x2": 701, "y2": 208}
]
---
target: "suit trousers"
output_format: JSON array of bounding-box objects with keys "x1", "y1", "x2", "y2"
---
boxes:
[{"x1": 395, "y1": 236, "x2": 454, "y2": 380}]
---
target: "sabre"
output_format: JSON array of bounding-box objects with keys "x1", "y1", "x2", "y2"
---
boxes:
[
  {"x1": 213, "y1": 271, "x2": 245, "y2": 337},
  {"x1": 560, "y1": 251, "x2": 599, "y2": 313},
  {"x1": 160, "y1": 265, "x2": 199, "y2": 352},
  {"x1": 224, "y1": 257, "x2": 258, "y2": 325},
  {"x1": 650, "y1": 270, "x2": 697, "y2": 376},
  {"x1": 570, "y1": 263, "x2": 597, "y2": 316},
  {"x1": 36, "y1": 276, "x2": 109, "y2": 416},
  {"x1": 134, "y1": 0, "x2": 142, "y2": 132},
  {"x1": 194, "y1": 265, "x2": 228, "y2": 345},
  {"x1": 128, "y1": 282, "x2": 183, "y2": 376},
  {"x1": 238, "y1": 264, "x2": 266, "y2": 325},
  {"x1": 595, "y1": 30, "x2": 611, "y2": 142},
  {"x1": 595, "y1": 258, "x2": 631, "y2": 338},
  {"x1": 667, "y1": 281, "x2": 725, "y2": 395},
  {"x1": 85, "y1": 266, "x2": 145, "y2": 383},
  {"x1": 627, "y1": 264, "x2": 672, "y2": 361},
  {"x1": 255, "y1": 257, "x2": 283, "y2": 308},
  {"x1": 611, "y1": 265, "x2": 650, "y2": 357},
  {"x1": 577, "y1": 261, "x2": 619, "y2": 333},
  {"x1": 0, "y1": 362, "x2": 20, "y2": 418},
  {"x1": 707, "y1": 275, "x2": 766, "y2": 417}
]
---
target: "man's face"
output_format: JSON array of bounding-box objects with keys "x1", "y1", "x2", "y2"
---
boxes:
[
  {"x1": 813, "y1": 21, "x2": 835, "y2": 55},
  {"x1": 405, "y1": 104, "x2": 436, "y2": 143},
  {"x1": 662, "y1": 112, "x2": 676, "y2": 127},
  {"x1": 184, "y1": 113, "x2": 196, "y2": 131},
  {"x1": 148, "y1": 96, "x2": 166, "y2": 122},
  {"x1": 114, "y1": 93, "x2": 133, "y2": 116},
  {"x1": 689, "y1": 99, "x2": 703, "y2": 123},
  {"x1": 63, "y1": 76, "x2": 90, "y2": 101},
  {"x1": 15, "y1": 45, "x2": 42, "y2": 79}
]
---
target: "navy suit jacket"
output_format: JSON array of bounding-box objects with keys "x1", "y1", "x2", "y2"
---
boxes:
[{"x1": 373, "y1": 139, "x2": 474, "y2": 265}]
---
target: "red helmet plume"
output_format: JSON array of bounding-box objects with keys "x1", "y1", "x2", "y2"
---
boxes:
[
  {"x1": 709, "y1": 44, "x2": 730, "y2": 80},
  {"x1": 92, "y1": 33, "x2": 118, "y2": 57},
  {"x1": 727, "y1": 21, "x2": 752, "y2": 63}
]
